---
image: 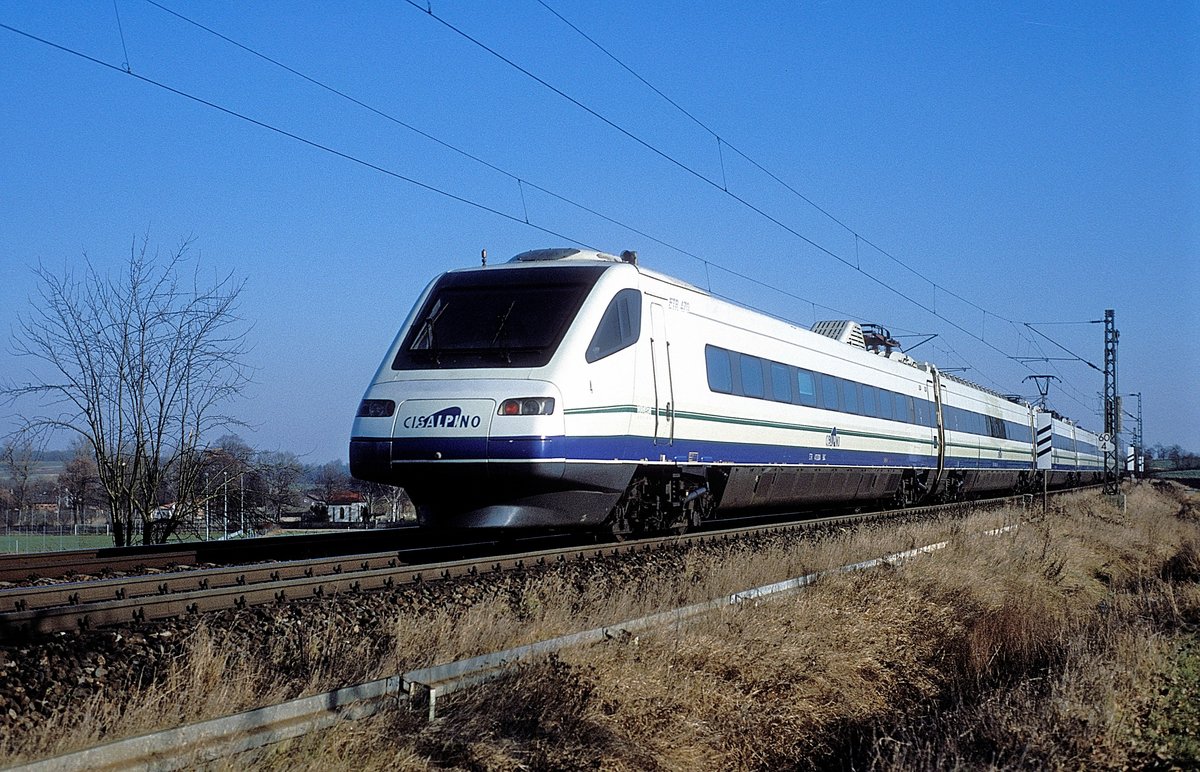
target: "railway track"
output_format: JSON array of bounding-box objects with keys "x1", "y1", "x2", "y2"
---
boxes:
[
  {"x1": 0, "y1": 493, "x2": 1047, "y2": 639},
  {"x1": 14, "y1": 499, "x2": 1055, "y2": 772},
  {"x1": 0, "y1": 525, "x2": 444, "y2": 584}
]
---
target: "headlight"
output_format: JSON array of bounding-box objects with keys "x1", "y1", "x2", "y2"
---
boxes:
[
  {"x1": 356, "y1": 399, "x2": 396, "y2": 418},
  {"x1": 498, "y1": 397, "x2": 555, "y2": 416}
]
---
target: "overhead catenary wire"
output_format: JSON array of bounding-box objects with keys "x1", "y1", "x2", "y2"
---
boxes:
[
  {"x1": 111, "y1": 0, "x2": 132, "y2": 72},
  {"x1": 0, "y1": 12, "x2": 1102, "y2": 422},
  {"x1": 135, "y1": 0, "x2": 907, "y2": 330},
  {"x1": 534, "y1": 0, "x2": 1004, "y2": 322},
  {"x1": 532, "y1": 0, "x2": 1062, "y2": 358},
  {"x1": 131, "y1": 2, "x2": 915, "y2": 329},
  {"x1": 401, "y1": 1, "x2": 1097, "y2": 409},
  {"x1": 0, "y1": 22, "x2": 590, "y2": 250},
  {"x1": 536, "y1": 0, "x2": 1106, "y2": 418},
  {"x1": 0, "y1": 18, "x2": 885, "y2": 334},
  {"x1": 159, "y1": 0, "x2": 1103, "y2": 404}
]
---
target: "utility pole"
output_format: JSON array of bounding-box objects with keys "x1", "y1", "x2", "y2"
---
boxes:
[{"x1": 1102, "y1": 309, "x2": 1120, "y2": 494}]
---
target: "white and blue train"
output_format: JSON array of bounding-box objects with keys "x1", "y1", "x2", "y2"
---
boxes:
[{"x1": 350, "y1": 248, "x2": 1101, "y2": 534}]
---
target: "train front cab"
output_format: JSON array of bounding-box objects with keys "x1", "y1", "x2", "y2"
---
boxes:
[{"x1": 350, "y1": 253, "x2": 645, "y2": 529}]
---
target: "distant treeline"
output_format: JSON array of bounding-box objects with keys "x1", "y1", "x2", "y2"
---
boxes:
[{"x1": 25, "y1": 450, "x2": 72, "y2": 463}]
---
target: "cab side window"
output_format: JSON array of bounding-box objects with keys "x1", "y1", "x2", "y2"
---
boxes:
[{"x1": 585, "y1": 289, "x2": 642, "y2": 363}]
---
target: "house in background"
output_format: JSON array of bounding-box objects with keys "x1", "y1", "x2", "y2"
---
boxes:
[{"x1": 325, "y1": 491, "x2": 367, "y2": 524}]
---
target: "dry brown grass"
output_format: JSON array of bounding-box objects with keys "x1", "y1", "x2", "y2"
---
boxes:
[
  {"x1": 1, "y1": 626, "x2": 294, "y2": 764},
  {"x1": 269, "y1": 483, "x2": 1200, "y2": 771},
  {"x1": 6, "y1": 482, "x2": 1198, "y2": 770}
]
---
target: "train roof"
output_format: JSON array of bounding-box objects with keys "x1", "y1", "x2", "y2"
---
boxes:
[
  {"x1": 461, "y1": 247, "x2": 708, "y2": 294},
  {"x1": 460, "y1": 248, "x2": 1099, "y2": 431}
]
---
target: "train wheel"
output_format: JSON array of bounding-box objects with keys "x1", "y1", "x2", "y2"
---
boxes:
[
  {"x1": 892, "y1": 472, "x2": 917, "y2": 508},
  {"x1": 604, "y1": 471, "x2": 711, "y2": 538}
]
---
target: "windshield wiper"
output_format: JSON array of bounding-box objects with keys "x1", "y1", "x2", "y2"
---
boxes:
[
  {"x1": 490, "y1": 301, "x2": 516, "y2": 362},
  {"x1": 491, "y1": 301, "x2": 515, "y2": 345},
  {"x1": 411, "y1": 299, "x2": 449, "y2": 353}
]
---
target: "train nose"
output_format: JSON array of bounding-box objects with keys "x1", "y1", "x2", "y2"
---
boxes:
[
  {"x1": 349, "y1": 396, "x2": 496, "y2": 481},
  {"x1": 391, "y1": 398, "x2": 496, "y2": 460},
  {"x1": 349, "y1": 380, "x2": 564, "y2": 485}
]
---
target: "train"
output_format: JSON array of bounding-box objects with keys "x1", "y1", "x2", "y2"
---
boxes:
[{"x1": 350, "y1": 248, "x2": 1101, "y2": 535}]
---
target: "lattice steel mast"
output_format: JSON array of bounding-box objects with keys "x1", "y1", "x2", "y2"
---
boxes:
[{"x1": 1102, "y1": 309, "x2": 1120, "y2": 494}]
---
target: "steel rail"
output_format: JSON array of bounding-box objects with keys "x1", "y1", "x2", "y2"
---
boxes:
[
  {"x1": 0, "y1": 525, "x2": 431, "y2": 584},
  {"x1": 0, "y1": 529, "x2": 588, "y2": 616},
  {"x1": 0, "y1": 545, "x2": 201, "y2": 584},
  {"x1": 0, "y1": 493, "x2": 1041, "y2": 638}
]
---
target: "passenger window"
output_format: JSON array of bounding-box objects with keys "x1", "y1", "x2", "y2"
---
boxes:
[
  {"x1": 861, "y1": 386, "x2": 878, "y2": 418},
  {"x1": 770, "y1": 363, "x2": 791, "y2": 403},
  {"x1": 796, "y1": 369, "x2": 818, "y2": 407},
  {"x1": 820, "y1": 374, "x2": 840, "y2": 411},
  {"x1": 705, "y1": 346, "x2": 733, "y2": 394},
  {"x1": 904, "y1": 396, "x2": 917, "y2": 424},
  {"x1": 740, "y1": 355, "x2": 765, "y2": 399},
  {"x1": 585, "y1": 289, "x2": 642, "y2": 363},
  {"x1": 877, "y1": 389, "x2": 894, "y2": 420},
  {"x1": 915, "y1": 400, "x2": 928, "y2": 427},
  {"x1": 840, "y1": 380, "x2": 860, "y2": 414}
]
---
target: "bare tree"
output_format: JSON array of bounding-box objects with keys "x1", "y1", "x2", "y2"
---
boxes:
[
  {"x1": 354, "y1": 478, "x2": 411, "y2": 523},
  {"x1": 257, "y1": 450, "x2": 304, "y2": 521},
  {"x1": 57, "y1": 438, "x2": 101, "y2": 527},
  {"x1": 312, "y1": 461, "x2": 352, "y2": 503},
  {"x1": 2, "y1": 235, "x2": 250, "y2": 545},
  {"x1": 0, "y1": 439, "x2": 38, "y2": 528}
]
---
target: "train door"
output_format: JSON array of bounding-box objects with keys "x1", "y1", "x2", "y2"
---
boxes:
[
  {"x1": 650, "y1": 303, "x2": 674, "y2": 445},
  {"x1": 928, "y1": 367, "x2": 946, "y2": 492}
]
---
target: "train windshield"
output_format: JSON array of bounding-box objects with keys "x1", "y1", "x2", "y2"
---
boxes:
[{"x1": 391, "y1": 265, "x2": 608, "y2": 370}]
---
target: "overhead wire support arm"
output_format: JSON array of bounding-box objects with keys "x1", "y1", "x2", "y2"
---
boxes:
[
  {"x1": 1022, "y1": 322, "x2": 1103, "y2": 371},
  {"x1": 893, "y1": 333, "x2": 938, "y2": 354},
  {"x1": 1022, "y1": 374, "x2": 1059, "y2": 408}
]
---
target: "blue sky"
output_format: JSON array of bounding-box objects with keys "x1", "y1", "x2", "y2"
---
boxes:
[{"x1": 1, "y1": 1, "x2": 1197, "y2": 463}]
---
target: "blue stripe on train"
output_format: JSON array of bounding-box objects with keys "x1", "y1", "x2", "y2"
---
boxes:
[{"x1": 387, "y1": 434, "x2": 1045, "y2": 471}]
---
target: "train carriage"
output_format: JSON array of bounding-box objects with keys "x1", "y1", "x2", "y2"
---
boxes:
[{"x1": 350, "y1": 248, "x2": 1101, "y2": 534}]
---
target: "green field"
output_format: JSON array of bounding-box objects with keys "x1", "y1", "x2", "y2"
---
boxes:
[{"x1": 0, "y1": 533, "x2": 118, "y2": 554}]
